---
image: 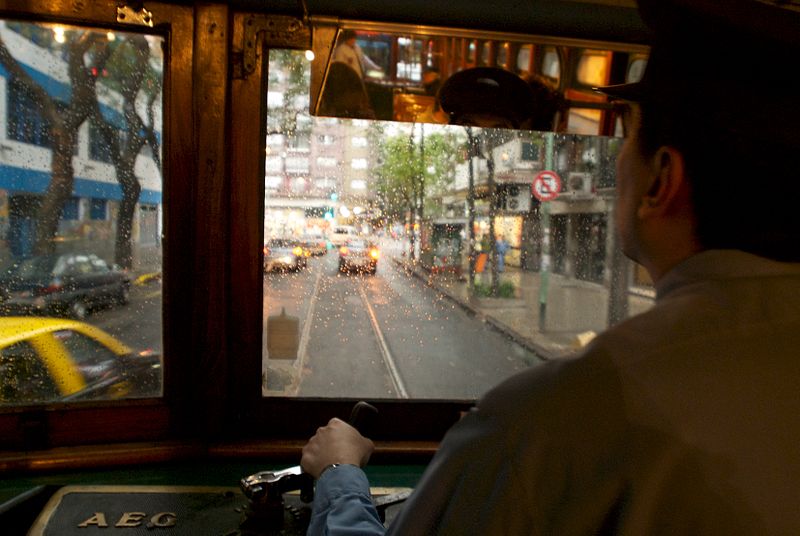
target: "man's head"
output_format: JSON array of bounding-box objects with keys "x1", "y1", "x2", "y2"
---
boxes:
[
  {"x1": 341, "y1": 29, "x2": 357, "y2": 47},
  {"x1": 602, "y1": 0, "x2": 800, "y2": 273}
]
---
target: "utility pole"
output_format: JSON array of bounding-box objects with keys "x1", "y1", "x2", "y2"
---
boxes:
[
  {"x1": 538, "y1": 132, "x2": 555, "y2": 332},
  {"x1": 466, "y1": 127, "x2": 477, "y2": 291},
  {"x1": 408, "y1": 123, "x2": 417, "y2": 260},
  {"x1": 487, "y1": 152, "x2": 499, "y2": 296}
]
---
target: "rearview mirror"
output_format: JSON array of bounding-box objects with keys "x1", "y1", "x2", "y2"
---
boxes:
[{"x1": 307, "y1": 21, "x2": 647, "y2": 133}]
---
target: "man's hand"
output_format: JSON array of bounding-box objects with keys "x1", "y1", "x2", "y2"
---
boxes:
[{"x1": 301, "y1": 418, "x2": 375, "y2": 479}]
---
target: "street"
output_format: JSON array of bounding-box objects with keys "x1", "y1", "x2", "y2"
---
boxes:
[
  {"x1": 263, "y1": 240, "x2": 544, "y2": 400},
  {"x1": 87, "y1": 278, "x2": 164, "y2": 356}
]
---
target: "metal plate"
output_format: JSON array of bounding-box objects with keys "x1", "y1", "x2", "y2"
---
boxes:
[{"x1": 28, "y1": 485, "x2": 410, "y2": 535}]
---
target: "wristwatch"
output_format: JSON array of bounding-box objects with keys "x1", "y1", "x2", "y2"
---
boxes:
[{"x1": 319, "y1": 463, "x2": 356, "y2": 478}]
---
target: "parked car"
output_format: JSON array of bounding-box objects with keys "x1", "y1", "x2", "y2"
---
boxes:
[
  {"x1": 0, "y1": 317, "x2": 162, "y2": 405},
  {"x1": 300, "y1": 232, "x2": 328, "y2": 256},
  {"x1": 0, "y1": 254, "x2": 131, "y2": 320},
  {"x1": 338, "y1": 238, "x2": 380, "y2": 274},
  {"x1": 264, "y1": 239, "x2": 306, "y2": 272}
]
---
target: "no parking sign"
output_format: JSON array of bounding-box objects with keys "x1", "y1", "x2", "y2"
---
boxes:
[{"x1": 531, "y1": 170, "x2": 562, "y2": 202}]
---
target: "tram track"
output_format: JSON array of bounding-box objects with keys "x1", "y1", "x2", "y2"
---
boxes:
[
  {"x1": 266, "y1": 251, "x2": 537, "y2": 399},
  {"x1": 358, "y1": 283, "x2": 409, "y2": 399},
  {"x1": 279, "y1": 260, "x2": 408, "y2": 399}
]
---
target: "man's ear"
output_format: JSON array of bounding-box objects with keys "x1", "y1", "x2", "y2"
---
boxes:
[{"x1": 638, "y1": 146, "x2": 689, "y2": 218}]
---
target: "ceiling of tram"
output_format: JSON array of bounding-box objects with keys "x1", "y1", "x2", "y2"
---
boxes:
[{"x1": 223, "y1": 0, "x2": 650, "y2": 44}]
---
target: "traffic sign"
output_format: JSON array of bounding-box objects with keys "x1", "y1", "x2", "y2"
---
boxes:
[{"x1": 531, "y1": 170, "x2": 562, "y2": 202}]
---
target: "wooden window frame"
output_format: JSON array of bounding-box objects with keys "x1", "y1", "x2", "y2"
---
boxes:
[{"x1": 0, "y1": 0, "x2": 197, "y2": 454}]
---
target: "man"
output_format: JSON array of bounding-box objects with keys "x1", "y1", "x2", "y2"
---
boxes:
[
  {"x1": 332, "y1": 29, "x2": 383, "y2": 80},
  {"x1": 302, "y1": 1, "x2": 800, "y2": 533},
  {"x1": 494, "y1": 234, "x2": 509, "y2": 273}
]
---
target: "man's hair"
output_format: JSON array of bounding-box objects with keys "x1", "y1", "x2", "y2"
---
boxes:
[
  {"x1": 625, "y1": 0, "x2": 800, "y2": 262},
  {"x1": 637, "y1": 91, "x2": 800, "y2": 262}
]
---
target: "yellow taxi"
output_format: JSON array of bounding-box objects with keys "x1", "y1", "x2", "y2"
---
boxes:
[{"x1": 0, "y1": 317, "x2": 161, "y2": 405}]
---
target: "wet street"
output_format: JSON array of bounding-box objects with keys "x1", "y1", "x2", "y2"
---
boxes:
[{"x1": 263, "y1": 241, "x2": 544, "y2": 400}]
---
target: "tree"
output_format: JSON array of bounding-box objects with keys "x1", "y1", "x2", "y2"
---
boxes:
[
  {"x1": 465, "y1": 126, "x2": 514, "y2": 296},
  {"x1": 375, "y1": 134, "x2": 416, "y2": 243},
  {"x1": 375, "y1": 126, "x2": 458, "y2": 259},
  {"x1": 268, "y1": 49, "x2": 310, "y2": 138},
  {"x1": 90, "y1": 34, "x2": 162, "y2": 268},
  {"x1": 0, "y1": 30, "x2": 112, "y2": 256}
]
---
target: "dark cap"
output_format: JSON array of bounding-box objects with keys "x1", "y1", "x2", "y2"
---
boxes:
[
  {"x1": 597, "y1": 0, "x2": 800, "y2": 102},
  {"x1": 439, "y1": 67, "x2": 537, "y2": 128}
]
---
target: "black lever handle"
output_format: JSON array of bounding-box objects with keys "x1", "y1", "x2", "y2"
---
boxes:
[
  {"x1": 348, "y1": 401, "x2": 378, "y2": 434},
  {"x1": 298, "y1": 401, "x2": 378, "y2": 502}
]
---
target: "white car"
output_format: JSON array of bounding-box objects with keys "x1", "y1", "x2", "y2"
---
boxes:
[
  {"x1": 338, "y1": 238, "x2": 379, "y2": 275},
  {"x1": 329, "y1": 226, "x2": 358, "y2": 247}
]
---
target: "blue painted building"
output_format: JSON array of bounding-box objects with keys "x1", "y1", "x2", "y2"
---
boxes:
[{"x1": 0, "y1": 22, "x2": 162, "y2": 266}]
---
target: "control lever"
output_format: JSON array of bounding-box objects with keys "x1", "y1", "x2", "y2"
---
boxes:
[{"x1": 239, "y1": 402, "x2": 379, "y2": 530}]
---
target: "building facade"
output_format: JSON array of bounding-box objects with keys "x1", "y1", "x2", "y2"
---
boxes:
[{"x1": 0, "y1": 22, "x2": 163, "y2": 270}]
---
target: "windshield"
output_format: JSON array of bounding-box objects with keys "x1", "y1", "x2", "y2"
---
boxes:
[{"x1": 263, "y1": 49, "x2": 653, "y2": 401}]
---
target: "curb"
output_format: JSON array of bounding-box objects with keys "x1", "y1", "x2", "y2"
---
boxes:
[
  {"x1": 390, "y1": 256, "x2": 561, "y2": 361},
  {"x1": 133, "y1": 272, "x2": 162, "y2": 286}
]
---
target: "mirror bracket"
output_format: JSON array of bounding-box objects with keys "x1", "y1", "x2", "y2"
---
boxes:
[{"x1": 239, "y1": 15, "x2": 310, "y2": 79}]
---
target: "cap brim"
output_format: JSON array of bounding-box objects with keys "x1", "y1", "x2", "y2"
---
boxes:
[{"x1": 593, "y1": 81, "x2": 645, "y2": 101}]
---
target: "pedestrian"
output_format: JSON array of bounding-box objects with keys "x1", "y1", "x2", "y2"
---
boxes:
[
  {"x1": 331, "y1": 29, "x2": 383, "y2": 81},
  {"x1": 495, "y1": 234, "x2": 509, "y2": 272},
  {"x1": 301, "y1": 1, "x2": 800, "y2": 534}
]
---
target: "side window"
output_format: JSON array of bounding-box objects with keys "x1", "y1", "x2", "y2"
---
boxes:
[
  {"x1": 540, "y1": 46, "x2": 561, "y2": 84},
  {"x1": 517, "y1": 44, "x2": 533, "y2": 73},
  {"x1": 627, "y1": 57, "x2": 647, "y2": 83},
  {"x1": 0, "y1": 341, "x2": 59, "y2": 404},
  {"x1": 497, "y1": 42, "x2": 510, "y2": 68},
  {"x1": 0, "y1": 19, "x2": 164, "y2": 407},
  {"x1": 54, "y1": 330, "x2": 118, "y2": 384}
]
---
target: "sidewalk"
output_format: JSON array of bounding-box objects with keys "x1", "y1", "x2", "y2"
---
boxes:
[{"x1": 391, "y1": 254, "x2": 654, "y2": 360}]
